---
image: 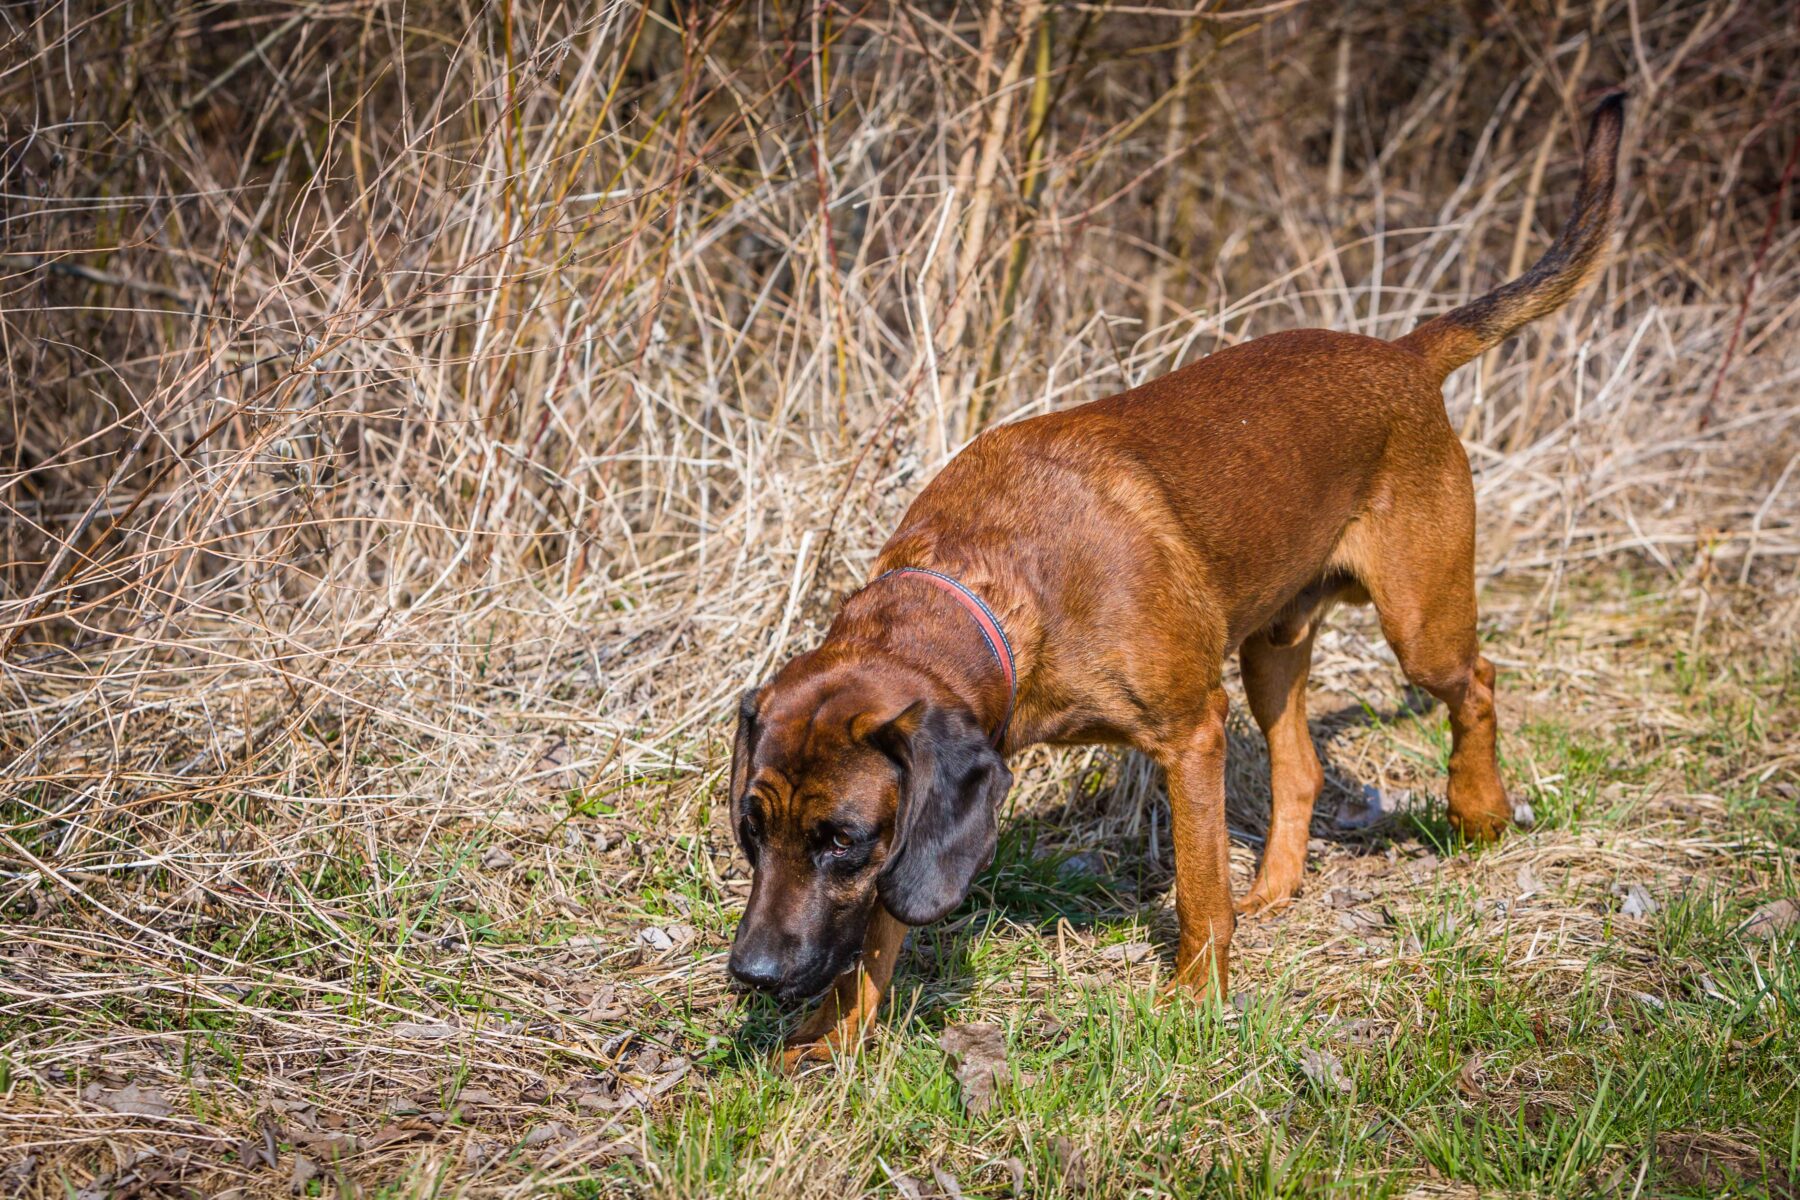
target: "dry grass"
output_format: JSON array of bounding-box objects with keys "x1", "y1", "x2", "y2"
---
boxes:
[{"x1": 1, "y1": 1, "x2": 1797, "y2": 1196}]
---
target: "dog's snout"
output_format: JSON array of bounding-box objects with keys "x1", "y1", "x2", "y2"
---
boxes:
[{"x1": 728, "y1": 941, "x2": 787, "y2": 992}]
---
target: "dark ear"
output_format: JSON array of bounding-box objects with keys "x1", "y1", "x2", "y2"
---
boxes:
[
  {"x1": 870, "y1": 703, "x2": 1012, "y2": 927},
  {"x1": 728, "y1": 687, "x2": 761, "y2": 863}
]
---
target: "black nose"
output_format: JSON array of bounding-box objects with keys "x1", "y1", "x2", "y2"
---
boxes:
[{"x1": 728, "y1": 943, "x2": 786, "y2": 992}]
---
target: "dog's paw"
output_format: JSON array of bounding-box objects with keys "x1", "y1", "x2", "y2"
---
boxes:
[
  {"x1": 772, "y1": 1039, "x2": 836, "y2": 1073},
  {"x1": 1234, "y1": 884, "x2": 1299, "y2": 917},
  {"x1": 1511, "y1": 799, "x2": 1536, "y2": 829},
  {"x1": 773, "y1": 1027, "x2": 872, "y2": 1074}
]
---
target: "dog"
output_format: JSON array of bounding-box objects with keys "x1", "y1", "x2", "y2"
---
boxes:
[{"x1": 727, "y1": 96, "x2": 1623, "y2": 1069}]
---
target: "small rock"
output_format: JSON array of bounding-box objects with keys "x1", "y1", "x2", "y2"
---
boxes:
[
  {"x1": 1058, "y1": 851, "x2": 1105, "y2": 878},
  {"x1": 1335, "y1": 785, "x2": 1410, "y2": 829}
]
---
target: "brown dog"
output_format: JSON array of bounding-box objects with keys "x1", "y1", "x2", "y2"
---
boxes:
[{"x1": 728, "y1": 96, "x2": 1623, "y2": 1068}]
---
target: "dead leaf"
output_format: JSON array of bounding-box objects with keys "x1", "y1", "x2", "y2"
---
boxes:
[
  {"x1": 931, "y1": 1166, "x2": 968, "y2": 1200},
  {"x1": 0, "y1": 1157, "x2": 37, "y2": 1192},
  {"x1": 267, "y1": 1098, "x2": 318, "y2": 1128},
  {"x1": 287, "y1": 1129, "x2": 357, "y2": 1157},
  {"x1": 939, "y1": 1023, "x2": 1008, "y2": 1116},
  {"x1": 518, "y1": 1122, "x2": 572, "y2": 1149},
  {"x1": 83, "y1": 1083, "x2": 175, "y2": 1119},
  {"x1": 1004, "y1": 1155, "x2": 1027, "y2": 1194},
  {"x1": 1335, "y1": 906, "x2": 1388, "y2": 934},
  {"x1": 1327, "y1": 1017, "x2": 1380, "y2": 1046},
  {"x1": 636, "y1": 925, "x2": 692, "y2": 953},
  {"x1": 1053, "y1": 1136, "x2": 1087, "y2": 1190},
  {"x1": 1098, "y1": 940, "x2": 1152, "y2": 964},
  {"x1": 1616, "y1": 883, "x2": 1658, "y2": 919},
  {"x1": 367, "y1": 1118, "x2": 437, "y2": 1149},
  {"x1": 645, "y1": 1057, "x2": 690, "y2": 1098},
  {"x1": 481, "y1": 845, "x2": 515, "y2": 870},
  {"x1": 1456, "y1": 1054, "x2": 1486, "y2": 1099},
  {"x1": 888, "y1": 1173, "x2": 927, "y2": 1200},
  {"x1": 574, "y1": 1079, "x2": 647, "y2": 1113},
  {"x1": 1515, "y1": 863, "x2": 1543, "y2": 898},
  {"x1": 1325, "y1": 886, "x2": 1373, "y2": 909},
  {"x1": 582, "y1": 983, "x2": 624, "y2": 1020},
  {"x1": 1298, "y1": 1046, "x2": 1352, "y2": 1093},
  {"x1": 1741, "y1": 897, "x2": 1798, "y2": 939},
  {"x1": 391, "y1": 1021, "x2": 459, "y2": 1040},
  {"x1": 288, "y1": 1155, "x2": 317, "y2": 1195}
]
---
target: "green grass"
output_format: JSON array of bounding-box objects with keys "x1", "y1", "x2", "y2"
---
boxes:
[{"x1": 629, "y1": 877, "x2": 1799, "y2": 1200}]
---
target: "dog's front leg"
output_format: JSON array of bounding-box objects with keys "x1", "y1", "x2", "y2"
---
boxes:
[
  {"x1": 1160, "y1": 690, "x2": 1234, "y2": 999},
  {"x1": 776, "y1": 904, "x2": 908, "y2": 1071}
]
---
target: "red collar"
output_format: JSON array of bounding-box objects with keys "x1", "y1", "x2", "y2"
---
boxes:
[{"x1": 877, "y1": 567, "x2": 1016, "y2": 747}]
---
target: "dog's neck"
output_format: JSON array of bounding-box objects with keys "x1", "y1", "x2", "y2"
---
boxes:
[{"x1": 824, "y1": 569, "x2": 1020, "y2": 744}]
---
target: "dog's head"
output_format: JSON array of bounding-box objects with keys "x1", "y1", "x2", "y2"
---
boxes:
[{"x1": 725, "y1": 652, "x2": 1011, "y2": 1001}]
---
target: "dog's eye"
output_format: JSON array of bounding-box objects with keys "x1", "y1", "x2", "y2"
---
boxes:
[{"x1": 829, "y1": 830, "x2": 854, "y2": 857}]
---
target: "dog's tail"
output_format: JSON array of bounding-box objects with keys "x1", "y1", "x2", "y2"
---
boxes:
[{"x1": 1394, "y1": 93, "x2": 1624, "y2": 381}]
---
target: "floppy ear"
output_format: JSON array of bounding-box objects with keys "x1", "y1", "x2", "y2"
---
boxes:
[
  {"x1": 728, "y1": 687, "x2": 761, "y2": 863},
  {"x1": 870, "y1": 702, "x2": 1012, "y2": 927}
]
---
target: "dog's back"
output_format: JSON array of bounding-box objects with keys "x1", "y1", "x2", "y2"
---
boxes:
[{"x1": 889, "y1": 95, "x2": 1624, "y2": 654}]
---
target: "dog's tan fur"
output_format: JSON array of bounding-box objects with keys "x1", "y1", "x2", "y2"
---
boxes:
[{"x1": 727, "y1": 96, "x2": 1624, "y2": 1069}]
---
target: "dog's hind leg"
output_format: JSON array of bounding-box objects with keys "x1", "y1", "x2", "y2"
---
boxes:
[
  {"x1": 1237, "y1": 624, "x2": 1323, "y2": 913},
  {"x1": 1354, "y1": 472, "x2": 1514, "y2": 842}
]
